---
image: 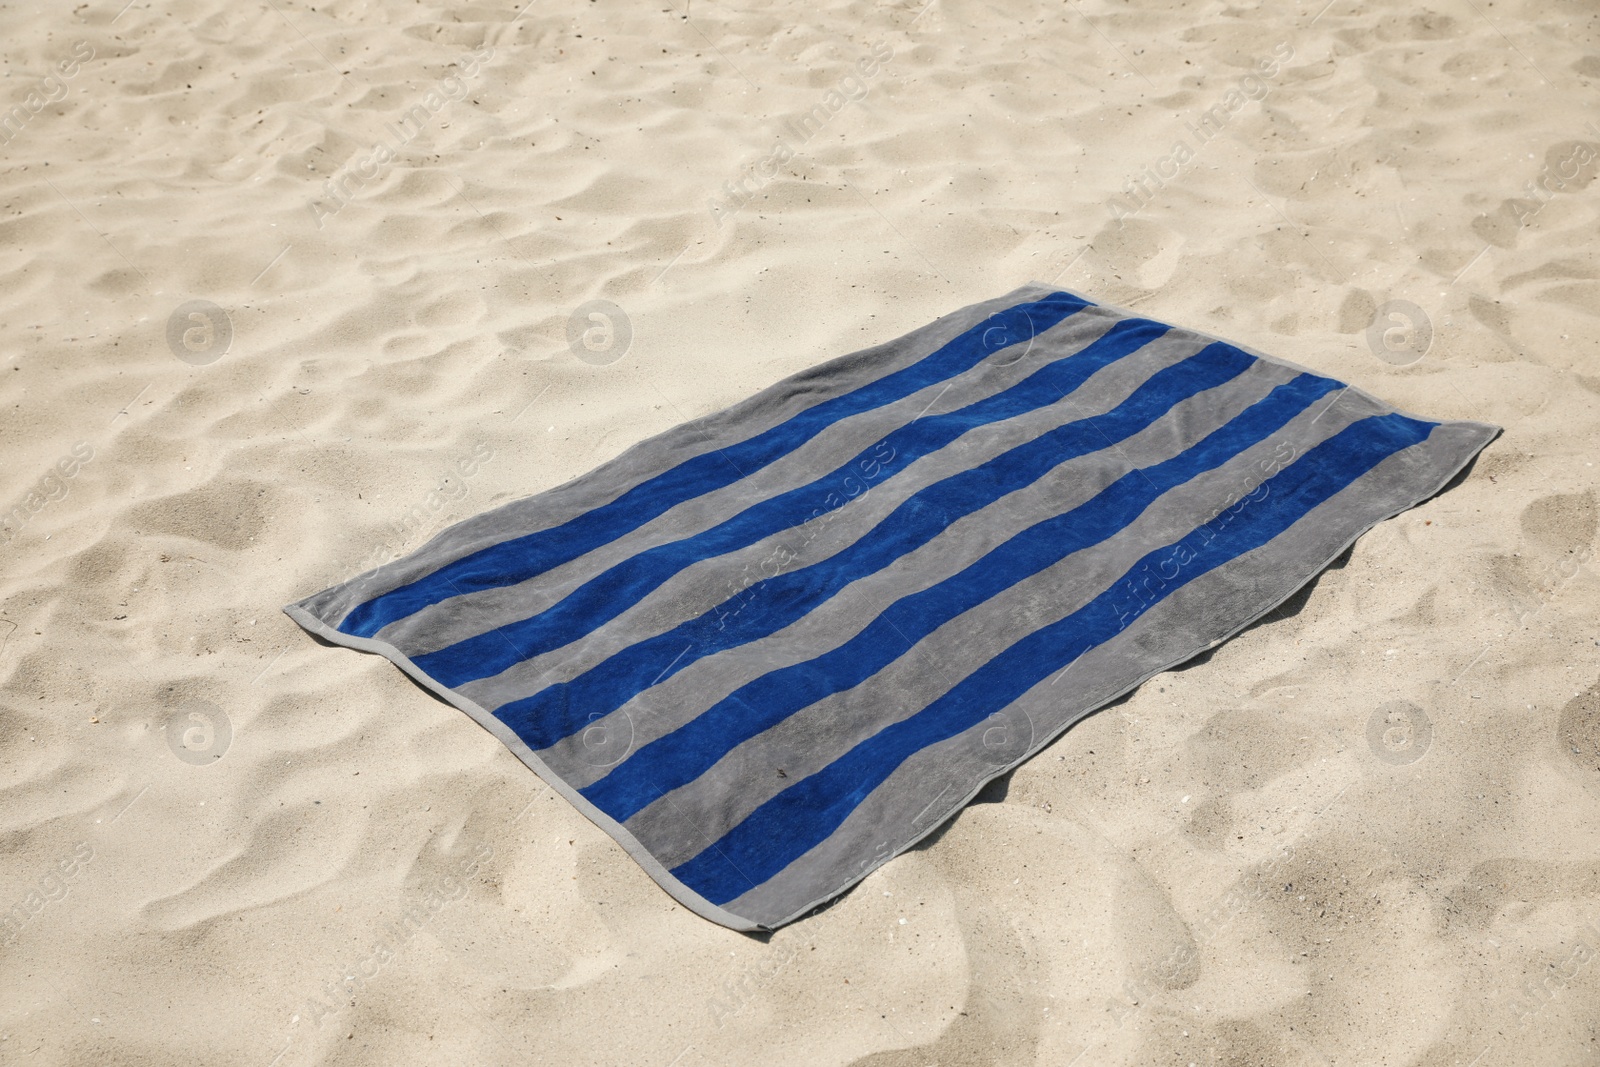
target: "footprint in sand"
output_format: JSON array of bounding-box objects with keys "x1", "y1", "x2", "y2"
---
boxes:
[{"x1": 1088, "y1": 218, "x2": 1185, "y2": 293}]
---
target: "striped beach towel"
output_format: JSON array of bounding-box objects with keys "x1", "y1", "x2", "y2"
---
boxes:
[{"x1": 286, "y1": 284, "x2": 1499, "y2": 931}]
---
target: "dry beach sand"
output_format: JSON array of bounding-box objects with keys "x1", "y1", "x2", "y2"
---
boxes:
[{"x1": 2, "y1": 0, "x2": 1600, "y2": 1063}]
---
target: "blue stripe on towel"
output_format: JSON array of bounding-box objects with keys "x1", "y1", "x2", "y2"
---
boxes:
[
  {"x1": 337, "y1": 292, "x2": 1093, "y2": 639},
  {"x1": 496, "y1": 340, "x2": 1265, "y2": 751},
  {"x1": 583, "y1": 371, "x2": 1343, "y2": 823},
  {"x1": 668, "y1": 411, "x2": 1438, "y2": 904},
  {"x1": 412, "y1": 316, "x2": 1165, "y2": 686}
]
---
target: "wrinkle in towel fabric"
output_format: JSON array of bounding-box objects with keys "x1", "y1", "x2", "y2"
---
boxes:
[{"x1": 285, "y1": 284, "x2": 1500, "y2": 931}]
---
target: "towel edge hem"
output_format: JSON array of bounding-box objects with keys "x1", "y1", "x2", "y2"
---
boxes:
[
  {"x1": 754, "y1": 415, "x2": 1503, "y2": 929},
  {"x1": 280, "y1": 603, "x2": 769, "y2": 933}
]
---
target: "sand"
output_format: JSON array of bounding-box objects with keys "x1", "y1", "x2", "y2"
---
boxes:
[{"x1": 1, "y1": 0, "x2": 1598, "y2": 1063}]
